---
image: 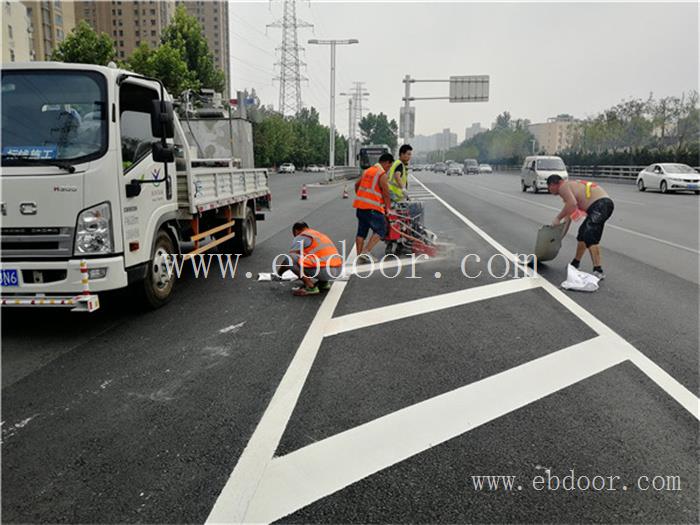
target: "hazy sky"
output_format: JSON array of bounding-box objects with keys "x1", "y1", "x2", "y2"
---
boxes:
[{"x1": 228, "y1": 1, "x2": 698, "y2": 140}]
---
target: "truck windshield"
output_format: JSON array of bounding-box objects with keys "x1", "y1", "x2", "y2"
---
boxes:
[
  {"x1": 537, "y1": 158, "x2": 566, "y2": 171},
  {"x1": 1, "y1": 70, "x2": 107, "y2": 166}
]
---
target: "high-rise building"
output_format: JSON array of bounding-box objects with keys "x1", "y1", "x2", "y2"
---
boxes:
[
  {"x1": 464, "y1": 122, "x2": 487, "y2": 141},
  {"x1": 24, "y1": 0, "x2": 76, "y2": 60},
  {"x1": 179, "y1": 1, "x2": 229, "y2": 93},
  {"x1": 74, "y1": 1, "x2": 229, "y2": 92},
  {"x1": 75, "y1": 0, "x2": 176, "y2": 60},
  {"x1": 528, "y1": 114, "x2": 576, "y2": 154},
  {"x1": 411, "y1": 128, "x2": 458, "y2": 153},
  {"x1": 3, "y1": 1, "x2": 33, "y2": 63}
]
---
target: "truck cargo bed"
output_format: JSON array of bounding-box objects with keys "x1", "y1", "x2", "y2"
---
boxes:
[{"x1": 177, "y1": 159, "x2": 269, "y2": 213}]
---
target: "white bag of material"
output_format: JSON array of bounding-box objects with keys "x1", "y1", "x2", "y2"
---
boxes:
[{"x1": 561, "y1": 264, "x2": 599, "y2": 292}]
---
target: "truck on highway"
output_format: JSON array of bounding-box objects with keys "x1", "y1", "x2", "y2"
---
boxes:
[
  {"x1": 1, "y1": 62, "x2": 271, "y2": 311},
  {"x1": 358, "y1": 144, "x2": 391, "y2": 172}
]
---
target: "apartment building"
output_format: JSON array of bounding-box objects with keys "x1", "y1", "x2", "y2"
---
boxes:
[
  {"x1": 3, "y1": 1, "x2": 33, "y2": 62},
  {"x1": 179, "y1": 0, "x2": 229, "y2": 85},
  {"x1": 75, "y1": 0, "x2": 176, "y2": 59},
  {"x1": 23, "y1": 0, "x2": 76, "y2": 60},
  {"x1": 528, "y1": 114, "x2": 577, "y2": 155}
]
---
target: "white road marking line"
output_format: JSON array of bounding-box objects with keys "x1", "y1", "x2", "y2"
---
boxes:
[
  {"x1": 458, "y1": 180, "x2": 700, "y2": 255},
  {"x1": 242, "y1": 336, "x2": 626, "y2": 523},
  {"x1": 209, "y1": 177, "x2": 698, "y2": 523},
  {"x1": 325, "y1": 278, "x2": 538, "y2": 337},
  {"x1": 413, "y1": 175, "x2": 699, "y2": 418},
  {"x1": 219, "y1": 321, "x2": 246, "y2": 334},
  {"x1": 206, "y1": 248, "x2": 357, "y2": 525}
]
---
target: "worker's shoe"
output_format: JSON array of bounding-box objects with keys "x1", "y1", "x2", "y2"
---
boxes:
[
  {"x1": 292, "y1": 286, "x2": 320, "y2": 296},
  {"x1": 356, "y1": 253, "x2": 374, "y2": 264},
  {"x1": 593, "y1": 270, "x2": 606, "y2": 281},
  {"x1": 317, "y1": 281, "x2": 332, "y2": 292}
]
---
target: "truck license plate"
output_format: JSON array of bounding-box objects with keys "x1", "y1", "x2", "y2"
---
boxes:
[{"x1": 1, "y1": 269, "x2": 20, "y2": 287}]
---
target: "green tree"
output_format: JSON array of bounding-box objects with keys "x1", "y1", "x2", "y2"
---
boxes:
[
  {"x1": 160, "y1": 6, "x2": 225, "y2": 93},
  {"x1": 50, "y1": 20, "x2": 115, "y2": 65},
  {"x1": 359, "y1": 112, "x2": 398, "y2": 150},
  {"x1": 127, "y1": 42, "x2": 197, "y2": 95}
]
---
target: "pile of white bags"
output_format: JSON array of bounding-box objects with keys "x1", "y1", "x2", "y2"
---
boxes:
[{"x1": 561, "y1": 264, "x2": 599, "y2": 292}]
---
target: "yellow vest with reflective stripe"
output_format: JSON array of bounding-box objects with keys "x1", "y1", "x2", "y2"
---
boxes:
[{"x1": 388, "y1": 160, "x2": 407, "y2": 201}]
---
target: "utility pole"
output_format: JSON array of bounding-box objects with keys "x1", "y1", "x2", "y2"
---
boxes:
[
  {"x1": 341, "y1": 84, "x2": 369, "y2": 167},
  {"x1": 268, "y1": 0, "x2": 313, "y2": 116},
  {"x1": 308, "y1": 38, "x2": 359, "y2": 179},
  {"x1": 402, "y1": 74, "x2": 412, "y2": 145}
]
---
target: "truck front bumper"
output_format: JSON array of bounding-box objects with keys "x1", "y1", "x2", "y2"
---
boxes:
[{"x1": 0, "y1": 256, "x2": 127, "y2": 294}]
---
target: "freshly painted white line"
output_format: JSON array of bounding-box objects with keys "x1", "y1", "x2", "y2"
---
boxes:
[
  {"x1": 219, "y1": 321, "x2": 246, "y2": 334},
  {"x1": 342, "y1": 253, "x2": 445, "y2": 275},
  {"x1": 459, "y1": 180, "x2": 700, "y2": 255},
  {"x1": 242, "y1": 336, "x2": 626, "y2": 523},
  {"x1": 325, "y1": 278, "x2": 538, "y2": 337},
  {"x1": 206, "y1": 248, "x2": 357, "y2": 524},
  {"x1": 414, "y1": 175, "x2": 699, "y2": 419}
]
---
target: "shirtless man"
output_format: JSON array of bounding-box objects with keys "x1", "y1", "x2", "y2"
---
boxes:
[{"x1": 547, "y1": 175, "x2": 615, "y2": 280}]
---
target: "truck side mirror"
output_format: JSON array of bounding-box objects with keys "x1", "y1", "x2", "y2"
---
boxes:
[
  {"x1": 152, "y1": 142, "x2": 175, "y2": 163},
  {"x1": 151, "y1": 100, "x2": 175, "y2": 139}
]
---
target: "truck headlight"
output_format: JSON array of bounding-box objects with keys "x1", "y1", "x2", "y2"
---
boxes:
[{"x1": 74, "y1": 202, "x2": 113, "y2": 255}]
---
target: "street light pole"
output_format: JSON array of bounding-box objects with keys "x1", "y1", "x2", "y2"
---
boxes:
[{"x1": 308, "y1": 38, "x2": 359, "y2": 180}]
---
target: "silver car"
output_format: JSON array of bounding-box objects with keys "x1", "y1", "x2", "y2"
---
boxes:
[{"x1": 636, "y1": 163, "x2": 700, "y2": 194}]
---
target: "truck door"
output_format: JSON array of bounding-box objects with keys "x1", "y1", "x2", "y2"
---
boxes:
[{"x1": 118, "y1": 80, "x2": 176, "y2": 269}]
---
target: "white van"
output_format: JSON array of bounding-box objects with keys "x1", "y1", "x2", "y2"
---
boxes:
[{"x1": 521, "y1": 156, "x2": 568, "y2": 193}]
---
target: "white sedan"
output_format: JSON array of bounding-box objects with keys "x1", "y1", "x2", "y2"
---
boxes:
[
  {"x1": 479, "y1": 164, "x2": 493, "y2": 174},
  {"x1": 637, "y1": 163, "x2": 700, "y2": 194}
]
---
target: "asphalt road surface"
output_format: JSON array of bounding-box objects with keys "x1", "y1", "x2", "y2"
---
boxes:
[{"x1": 2, "y1": 169, "x2": 698, "y2": 524}]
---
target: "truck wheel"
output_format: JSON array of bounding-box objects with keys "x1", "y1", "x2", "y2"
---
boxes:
[
  {"x1": 139, "y1": 230, "x2": 176, "y2": 309},
  {"x1": 533, "y1": 184, "x2": 539, "y2": 193},
  {"x1": 521, "y1": 180, "x2": 527, "y2": 192},
  {"x1": 233, "y1": 207, "x2": 256, "y2": 257}
]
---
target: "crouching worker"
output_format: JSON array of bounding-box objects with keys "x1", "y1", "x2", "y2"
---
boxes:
[{"x1": 277, "y1": 222, "x2": 344, "y2": 296}]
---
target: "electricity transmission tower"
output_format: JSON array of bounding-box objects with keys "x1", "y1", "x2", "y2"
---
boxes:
[{"x1": 267, "y1": 0, "x2": 313, "y2": 116}]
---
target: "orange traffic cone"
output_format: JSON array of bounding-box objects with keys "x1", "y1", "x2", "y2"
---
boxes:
[
  {"x1": 342, "y1": 185, "x2": 349, "y2": 199},
  {"x1": 300, "y1": 184, "x2": 308, "y2": 200}
]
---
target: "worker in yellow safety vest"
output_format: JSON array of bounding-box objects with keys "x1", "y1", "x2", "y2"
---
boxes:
[
  {"x1": 388, "y1": 144, "x2": 413, "y2": 202},
  {"x1": 353, "y1": 152, "x2": 394, "y2": 260}
]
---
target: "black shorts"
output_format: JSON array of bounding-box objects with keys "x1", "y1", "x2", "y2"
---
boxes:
[
  {"x1": 577, "y1": 198, "x2": 614, "y2": 247},
  {"x1": 356, "y1": 209, "x2": 387, "y2": 239}
]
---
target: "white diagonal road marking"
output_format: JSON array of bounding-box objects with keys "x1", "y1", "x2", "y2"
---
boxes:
[
  {"x1": 325, "y1": 278, "x2": 538, "y2": 337},
  {"x1": 242, "y1": 336, "x2": 626, "y2": 523}
]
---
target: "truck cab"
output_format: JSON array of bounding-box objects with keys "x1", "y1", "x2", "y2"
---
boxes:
[{"x1": 1, "y1": 62, "x2": 269, "y2": 311}]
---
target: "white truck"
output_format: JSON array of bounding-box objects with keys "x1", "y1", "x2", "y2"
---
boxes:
[{"x1": 1, "y1": 62, "x2": 271, "y2": 311}]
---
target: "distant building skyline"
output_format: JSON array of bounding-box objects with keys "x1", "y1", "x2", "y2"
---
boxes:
[
  {"x1": 528, "y1": 114, "x2": 577, "y2": 154},
  {"x1": 464, "y1": 122, "x2": 488, "y2": 142}
]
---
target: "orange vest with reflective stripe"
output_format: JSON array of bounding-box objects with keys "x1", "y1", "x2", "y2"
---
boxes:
[
  {"x1": 353, "y1": 164, "x2": 386, "y2": 214},
  {"x1": 295, "y1": 228, "x2": 343, "y2": 268}
]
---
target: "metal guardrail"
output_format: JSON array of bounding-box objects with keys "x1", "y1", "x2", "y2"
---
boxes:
[
  {"x1": 493, "y1": 164, "x2": 700, "y2": 182},
  {"x1": 328, "y1": 166, "x2": 360, "y2": 180}
]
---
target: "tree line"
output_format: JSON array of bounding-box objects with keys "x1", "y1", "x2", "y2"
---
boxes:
[
  {"x1": 429, "y1": 91, "x2": 699, "y2": 166},
  {"x1": 428, "y1": 112, "x2": 535, "y2": 164},
  {"x1": 564, "y1": 92, "x2": 699, "y2": 166}
]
